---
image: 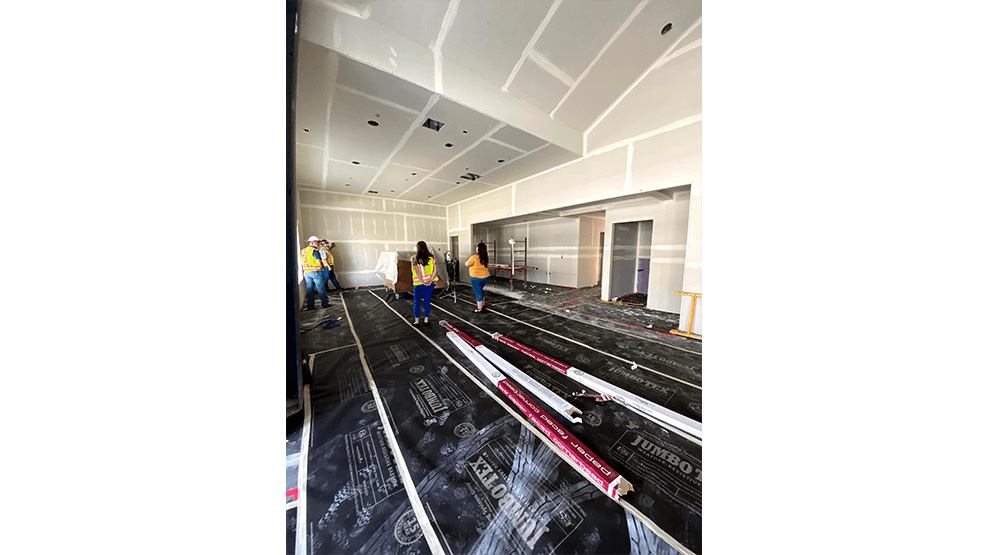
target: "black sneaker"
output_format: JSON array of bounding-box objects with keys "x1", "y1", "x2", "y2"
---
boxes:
[{"x1": 423, "y1": 321, "x2": 431, "y2": 326}]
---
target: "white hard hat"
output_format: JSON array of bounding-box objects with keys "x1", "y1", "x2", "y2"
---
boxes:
[{"x1": 307, "y1": 236, "x2": 319, "y2": 242}]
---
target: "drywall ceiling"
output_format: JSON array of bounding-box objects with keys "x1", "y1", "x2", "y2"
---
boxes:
[
  {"x1": 295, "y1": 42, "x2": 578, "y2": 203},
  {"x1": 296, "y1": 0, "x2": 702, "y2": 205}
]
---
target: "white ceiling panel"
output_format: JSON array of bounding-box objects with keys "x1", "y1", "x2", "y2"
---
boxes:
[
  {"x1": 477, "y1": 144, "x2": 578, "y2": 187},
  {"x1": 336, "y1": 54, "x2": 433, "y2": 112},
  {"x1": 296, "y1": 144, "x2": 324, "y2": 187},
  {"x1": 429, "y1": 183, "x2": 501, "y2": 205},
  {"x1": 325, "y1": 158, "x2": 379, "y2": 193},
  {"x1": 431, "y1": 139, "x2": 523, "y2": 184},
  {"x1": 506, "y1": 58, "x2": 570, "y2": 114},
  {"x1": 441, "y1": 0, "x2": 556, "y2": 87},
  {"x1": 365, "y1": 0, "x2": 452, "y2": 47},
  {"x1": 535, "y1": 0, "x2": 637, "y2": 81},
  {"x1": 326, "y1": 88, "x2": 419, "y2": 167},
  {"x1": 370, "y1": 163, "x2": 438, "y2": 197},
  {"x1": 587, "y1": 45, "x2": 701, "y2": 152},
  {"x1": 401, "y1": 178, "x2": 461, "y2": 203},
  {"x1": 553, "y1": 0, "x2": 701, "y2": 131},
  {"x1": 490, "y1": 125, "x2": 548, "y2": 153},
  {"x1": 296, "y1": 41, "x2": 337, "y2": 147},
  {"x1": 389, "y1": 96, "x2": 499, "y2": 170}
]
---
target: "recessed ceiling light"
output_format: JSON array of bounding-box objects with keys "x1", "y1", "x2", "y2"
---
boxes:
[
  {"x1": 661, "y1": 22, "x2": 673, "y2": 35},
  {"x1": 498, "y1": 159, "x2": 505, "y2": 163},
  {"x1": 444, "y1": 143, "x2": 453, "y2": 148},
  {"x1": 303, "y1": 129, "x2": 309, "y2": 132},
  {"x1": 345, "y1": 183, "x2": 351, "y2": 186},
  {"x1": 411, "y1": 172, "x2": 417, "y2": 175},
  {"x1": 462, "y1": 130, "x2": 468, "y2": 134},
  {"x1": 352, "y1": 161, "x2": 360, "y2": 164},
  {"x1": 390, "y1": 190, "x2": 395, "y2": 192},
  {"x1": 367, "y1": 120, "x2": 379, "y2": 126}
]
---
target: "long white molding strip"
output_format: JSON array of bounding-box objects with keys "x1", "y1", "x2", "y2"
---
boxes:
[
  {"x1": 441, "y1": 321, "x2": 581, "y2": 423},
  {"x1": 443, "y1": 328, "x2": 631, "y2": 500},
  {"x1": 294, "y1": 384, "x2": 312, "y2": 555},
  {"x1": 340, "y1": 295, "x2": 446, "y2": 555},
  {"x1": 492, "y1": 331, "x2": 702, "y2": 442},
  {"x1": 366, "y1": 290, "x2": 690, "y2": 555}
]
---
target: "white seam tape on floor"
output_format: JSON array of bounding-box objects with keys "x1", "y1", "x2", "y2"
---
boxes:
[
  {"x1": 427, "y1": 303, "x2": 702, "y2": 446},
  {"x1": 485, "y1": 307, "x2": 702, "y2": 391},
  {"x1": 341, "y1": 294, "x2": 446, "y2": 555},
  {"x1": 366, "y1": 290, "x2": 694, "y2": 555},
  {"x1": 295, "y1": 384, "x2": 311, "y2": 555}
]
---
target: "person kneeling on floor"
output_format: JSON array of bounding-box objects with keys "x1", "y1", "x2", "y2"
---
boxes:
[
  {"x1": 411, "y1": 241, "x2": 438, "y2": 326},
  {"x1": 465, "y1": 241, "x2": 491, "y2": 313}
]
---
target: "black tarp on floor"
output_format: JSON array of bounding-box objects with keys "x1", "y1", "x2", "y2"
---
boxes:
[{"x1": 297, "y1": 288, "x2": 700, "y2": 554}]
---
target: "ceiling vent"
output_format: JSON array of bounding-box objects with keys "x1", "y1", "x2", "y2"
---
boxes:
[
  {"x1": 460, "y1": 173, "x2": 481, "y2": 181},
  {"x1": 367, "y1": 190, "x2": 378, "y2": 194},
  {"x1": 422, "y1": 118, "x2": 445, "y2": 131}
]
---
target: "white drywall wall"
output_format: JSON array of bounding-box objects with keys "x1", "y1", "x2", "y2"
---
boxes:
[
  {"x1": 577, "y1": 215, "x2": 605, "y2": 288},
  {"x1": 297, "y1": 190, "x2": 448, "y2": 288},
  {"x1": 446, "y1": 42, "x2": 701, "y2": 325},
  {"x1": 473, "y1": 217, "x2": 582, "y2": 288}
]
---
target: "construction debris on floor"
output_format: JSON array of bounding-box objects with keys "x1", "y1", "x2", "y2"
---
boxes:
[{"x1": 289, "y1": 284, "x2": 701, "y2": 555}]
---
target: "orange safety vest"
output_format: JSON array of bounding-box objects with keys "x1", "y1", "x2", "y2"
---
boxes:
[
  {"x1": 301, "y1": 246, "x2": 322, "y2": 272},
  {"x1": 411, "y1": 255, "x2": 436, "y2": 286},
  {"x1": 320, "y1": 248, "x2": 334, "y2": 266}
]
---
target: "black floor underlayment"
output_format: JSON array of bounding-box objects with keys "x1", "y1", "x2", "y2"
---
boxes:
[
  {"x1": 295, "y1": 288, "x2": 701, "y2": 554},
  {"x1": 466, "y1": 284, "x2": 700, "y2": 355}
]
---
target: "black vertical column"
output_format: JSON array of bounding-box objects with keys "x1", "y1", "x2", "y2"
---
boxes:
[{"x1": 287, "y1": 0, "x2": 302, "y2": 409}]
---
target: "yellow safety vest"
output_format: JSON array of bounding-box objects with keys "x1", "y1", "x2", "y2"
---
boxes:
[
  {"x1": 411, "y1": 255, "x2": 435, "y2": 286},
  {"x1": 320, "y1": 248, "x2": 334, "y2": 266},
  {"x1": 301, "y1": 246, "x2": 322, "y2": 272}
]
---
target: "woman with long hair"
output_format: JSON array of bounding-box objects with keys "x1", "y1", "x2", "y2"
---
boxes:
[
  {"x1": 465, "y1": 242, "x2": 491, "y2": 313},
  {"x1": 410, "y1": 241, "x2": 439, "y2": 325}
]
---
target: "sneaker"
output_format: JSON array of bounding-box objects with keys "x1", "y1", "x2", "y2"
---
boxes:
[{"x1": 423, "y1": 320, "x2": 431, "y2": 326}]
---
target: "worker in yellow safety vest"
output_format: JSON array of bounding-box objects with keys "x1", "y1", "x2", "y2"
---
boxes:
[
  {"x1": 319, "y1": 239, "x2": 343, "y2": 291},
  {"x1": 301, "y1": 236, "x2": 330, "y2": 310},
  {"x1": 410, "y1": 241, "x2": 439, "y2": 326}
]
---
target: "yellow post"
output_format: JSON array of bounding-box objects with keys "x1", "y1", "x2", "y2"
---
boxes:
[{"x1": 671, "y1": 291, "x2": 702, "y2": 340}]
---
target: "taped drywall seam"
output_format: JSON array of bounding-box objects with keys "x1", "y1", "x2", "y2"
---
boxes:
[
  {"x1": 486, "y1": 136, "x2": 526, "y2": 153},
  {"x1": 402, "y1": 122, "x2": 507, "y2": 199},
  {"x1": 586, "y1": 113, "x2": 702, "y2": 158},
  {"x1": 445, "y1": 329, "x2": 631, "y2": 499},
  {"x1": 366, "y1": 290, "x2": 687, "y2": 554},
  {"x1": 294, "y1": 384, "x2": 312, "y2": 555},
  {"x1": 297, "y1": 203, "x2": 447, "y2": 220},
  {"x1": 503, "y1": 0, "x2": 564, "y2": 92},
  {"x1": 364, "y1": 93, "x2": 442, "y2": 194},
  {"x1": 340, "y1": 295, "x2": 446, "y2": 555},
  {"x1": 586, "y1": 15, "x2": 703, "y2": 136},
  {"x1": 492, "y1": 332, "x2": 702, "y2": 441},
  {"x1": 528, "y1": 49, "x2": 575, "y2": 87},
  {"x1": 624, "y1": 143, "x2": 634, "y2": 193},
  {"x1": 430, "y1": 0, "x2": 459, "y2": 93},
  {"x1": 430, "y1": 142, "x2": 551, "y2": 202},
  {"x1": 550, "y1": 0, "x2": 649, "y2": 118},
  {"x1": 335, "y1": 84, "x2": 420, "y2": 115},
  {"x1": 442, "y1": 321, "x2": 581, "y2": 423}
]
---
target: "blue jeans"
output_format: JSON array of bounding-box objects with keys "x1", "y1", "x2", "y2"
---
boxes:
[
  {"x1": 413, "y1": 283, "x2": 436, "y2": 318},
  {"x1": 304, "y1": 271, "x2": 329, "y2": 308},
  {"x1": 323, "y1": 268, "x2": 342, "y2": 290},
  {"x1": 470, "y1": 276, "x2": 490, "y2": 302}
]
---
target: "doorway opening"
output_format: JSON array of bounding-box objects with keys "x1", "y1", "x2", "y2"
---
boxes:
[{"x1": 609, "y1": 220, "x2": 652, "y2": 302}]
